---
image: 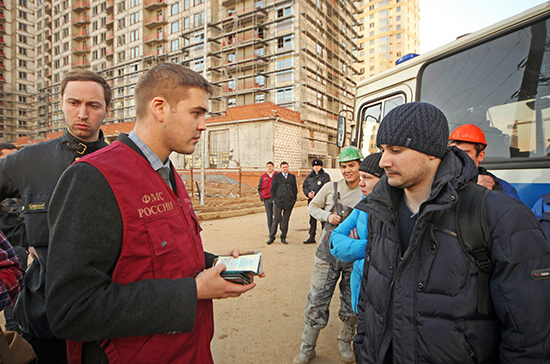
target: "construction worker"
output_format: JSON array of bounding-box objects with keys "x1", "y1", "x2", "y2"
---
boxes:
[
  {"x1": 449, "y1": 124, "x2": 520, "y2": 200},
  {"x1": 294, "y1": 146, "x2": 363, "y2": 364}
]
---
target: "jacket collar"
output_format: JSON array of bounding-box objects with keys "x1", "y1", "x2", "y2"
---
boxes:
[
  {"x1": 308, "y1": 168, "x2": 326, "y2": 178},
  {"x1": 362, "y1": 146, "x2": 479, "y2": 220},
  {"x1": 62, "y1": 129, "x2": 107, "y2": 156}
]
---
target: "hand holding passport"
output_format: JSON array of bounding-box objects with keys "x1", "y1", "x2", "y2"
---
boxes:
[{"x1": 215, "y1": 251, "x2": 263, "y2": 285}]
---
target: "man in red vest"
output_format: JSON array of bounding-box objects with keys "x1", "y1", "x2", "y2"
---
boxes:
[
  {"x1": 257, "y1": 161, "x2": 278, "y2": 234},
  {"x1": 45, "y1": 63, "x2": 258, "y2": 364}
]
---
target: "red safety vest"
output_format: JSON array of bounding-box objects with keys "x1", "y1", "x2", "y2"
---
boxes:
[
  {"x1": 66, "y1": 141, "x2": 214, "y2": 364},
  {"x1": 259, "y1": 172, "x2": 277, "y2": 199}
]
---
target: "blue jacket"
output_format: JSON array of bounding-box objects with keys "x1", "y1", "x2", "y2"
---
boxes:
[
  {"x1": 479, "y1": 166, "x2": 520, "y2": 201},
  {"x1": 330, "y1": 207, "x2": 368, "y2": 314}
]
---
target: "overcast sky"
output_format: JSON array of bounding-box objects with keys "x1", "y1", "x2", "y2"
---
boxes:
[{"x1": 419, "y1": 0, "x2": 549, "y2": 54}]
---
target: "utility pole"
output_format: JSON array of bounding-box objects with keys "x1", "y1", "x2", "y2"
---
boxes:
[{"x1": 200, "y1": 2, "x2": 208, "y2": 206}]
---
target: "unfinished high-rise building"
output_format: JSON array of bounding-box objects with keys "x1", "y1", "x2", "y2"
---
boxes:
[
  {"x1": 27, "y1": 0, "x2": 359, "y2": 167},
  {"x1": 355, "y1": 0, "x2": 419, "y2": 80},
  {"x1": 0, "y1": 0, "x2": 36, "y2": 143}
]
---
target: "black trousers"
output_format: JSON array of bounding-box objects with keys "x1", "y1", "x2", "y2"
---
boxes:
[
  {"x1": 307, "y1": 199, "x2": 324, "y2": 236},
  {"x1": 263, "y1": 198, "x2": 274, "y2": 232},
  {"x1": 270, "y1": 203, "x2": 293, "y2": 239}
]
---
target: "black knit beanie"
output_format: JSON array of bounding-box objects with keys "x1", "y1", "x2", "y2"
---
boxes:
[
  {"x1": 376, "y1": 102, "x2": 449, "y2": 159},
  {"x1": 359, "y1": 152, "x2": 384, "y2": 178}
]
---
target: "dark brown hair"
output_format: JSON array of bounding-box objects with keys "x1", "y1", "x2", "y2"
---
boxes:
[
  {"x1": 449, "y1": 140, "x2": 485, "y2": 157},
  {"x1": 60, "y1": 70, "x2": 112, "y2": 107},
  {"x1": 135, "y1": 63, "x2": 214, "y2": 119}
]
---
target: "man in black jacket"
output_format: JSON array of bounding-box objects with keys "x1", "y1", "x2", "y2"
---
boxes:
[
  {"x1": 268, "y1": 161, "x2": 297, "y2": 245},
  {"x1": 302, "y1": 159, "x2": 330, "y2": 244},
  {"x1": 354, "y1": 102, "x2": 550, "y2": 363},
  {"x1": 0, "y1": 70, "x2": 112, "y2": 363}
]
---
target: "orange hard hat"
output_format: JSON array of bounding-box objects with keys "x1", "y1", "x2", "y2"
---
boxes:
[{"x1": 449, "y1": 124, "x2": 487, "y2": 147}]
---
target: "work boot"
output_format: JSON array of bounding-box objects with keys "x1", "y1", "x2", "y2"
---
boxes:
[
  {"x1": 293, "y1": 325, "x2": 320, "y2": 364},
  {"x1": 303, "y1": 234, "x2": 316, "y2": 244},
  {"x1": 337, "y1": 323, "x2": 356, "y2": 363}
]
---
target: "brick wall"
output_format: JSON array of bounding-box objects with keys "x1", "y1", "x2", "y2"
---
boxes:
[{"x1": 207, "y1": 102, "x2": 300, "y2": 124}]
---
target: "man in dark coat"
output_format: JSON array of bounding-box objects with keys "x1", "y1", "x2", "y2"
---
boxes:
[
  {"x1": 267, "y1": 161, "x2": 297, "y2": 245},
  {"x1": 0, "y1": 70, "x2": 112, "y2": 363},
  {"x1": 302, "y1": 159, "x2": 330, "y2": 244},
  {"x1": 354, "y1": 102, "x2": 550, "y2": 363}
]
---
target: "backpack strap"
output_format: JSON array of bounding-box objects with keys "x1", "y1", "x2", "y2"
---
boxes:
[
  {"x1": 331, "y1": 181, "x2": 343, "y2": 215},
  {"x1": 455, "y1": 182, "x2": 492, "y2": 315}
]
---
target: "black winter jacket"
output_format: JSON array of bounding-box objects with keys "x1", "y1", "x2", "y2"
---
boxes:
[
  {"x1": 271, "y1": 172, "x2": 297, "y2": 210},
  {"x1": 0, "y1": 129, "x2": 108, "y2": 247},
  {"x1": 354, "y1": 147, "x2": 550, "y2": 363},
  {"x1": 302, "y1": 169, "x2": 330, "y2": 198}
]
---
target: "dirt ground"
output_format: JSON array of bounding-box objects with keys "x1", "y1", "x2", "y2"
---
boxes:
[
  {"x1": 184, "y1": 179, "x2": 308, "y2": 214},
  {"x1": 202, "y1": 205, "x2": 350, "y2": 364}
]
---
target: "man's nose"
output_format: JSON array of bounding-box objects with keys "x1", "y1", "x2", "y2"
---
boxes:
[
  {"x1": 78, "y1": 104, "x2": 88, "y2": 119},
  {"x1": 380, "y1": 151, "x2": 391, "y2": 168}
]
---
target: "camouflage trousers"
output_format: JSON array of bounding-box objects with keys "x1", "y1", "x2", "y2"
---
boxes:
[{"x1": 303, "y1": 256, "x2": 358, "y2": 329}]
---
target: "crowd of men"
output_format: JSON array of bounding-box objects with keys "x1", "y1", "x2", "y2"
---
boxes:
[{"x1": 0, "y1": 64, "x2": 548, "y2": 364}]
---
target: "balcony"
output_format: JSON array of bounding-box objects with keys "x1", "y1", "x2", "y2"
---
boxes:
[
  {"x1": 45, "y1": 2, "x2": 51, "y2": 14},
  {"x1": 73, "y1": 29, "x2": 88, "y2": 40},
  {"x1": 145, "y1": 14, "x2": 166, "y2": 28},
  {"x1": 144, "y1": 32, "x2": 166, "y2": 43},
  {"x1": 222, "y1": 79, "x2": 263, "y2": 93},
  {"x1": 106, "y1": 15, "x2": 114, "y2": 26},
  {"x1": 0, "y1": 61, "x2": 4, "y2": 69},
  {"x1": 0, "y1": 75, "x2": 5, "y2": 82},
  {"x1": 0, "y1": 0, "x2": 5, "y2": 9},
  {"x1": 222, "y1": 0, "x2": 235, "y2": 7},
  {"x1": 73, "y1": 15, "x2": 90, "y2": 26},
  {"x1": 71, "y1": 59, "x2": 90, "y2": 68},
  {"x1": 144, "y1": 49, "x2": 166, "y2": 58},
  {"x1": 0, "y1": 24, "x2": 3, "y2": 33},
  {"x1": 0, "y1": 35, "x2": 4, "y2": 45},
  {"x1": 105, "y1": 31, "x2": 114, "y2": 43},
  {"x1": 0, "y1": 12, "x2": 5, "y2": 20},
  {"x1": 105, "y1": 0, "x2": 113, "y2": 10},
  {"x1": 106, "y1": 47, "x2": 114, "y2": 57},
  {"x1": 73, "y1": 44, "x2": 91, "y2": 54},
  {"x1": 72, "y1": 1, "x2": 90, "y2": 12},
  {"x1": 224, "y1": 55, "x2": 267, "y2": 71},
  {"x1": 0, "y1": 49, "x2": 5, "y2": 58},
  {"x1": 144, "y1": 0, "x2": 167, "y2": 10}
]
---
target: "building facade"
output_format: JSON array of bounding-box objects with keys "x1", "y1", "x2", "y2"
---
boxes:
[
  {"x1": 355, "y1": 0, "x2": 419, "y2": 80},
  {"x1": 0, "y1": 0, "x2": 36, "y2": 143},
  {"x1": 7, "y1": 0, "x2": 360, "y2": 168}
]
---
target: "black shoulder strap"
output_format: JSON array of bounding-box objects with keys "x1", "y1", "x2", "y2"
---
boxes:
[{"x1": 455, "y1": 182, "x2": 492, "y2": 315}]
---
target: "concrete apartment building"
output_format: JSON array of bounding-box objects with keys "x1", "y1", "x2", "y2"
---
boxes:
[
  {"x1": 0, "y1": 0, "x2": 36, "y2": 142},
  {"x1": 6, "y1": 0, "x2": 359, "y2": 169},
  {"x1": 355, "y1": 0, "x2": 419, "y2": 81}
]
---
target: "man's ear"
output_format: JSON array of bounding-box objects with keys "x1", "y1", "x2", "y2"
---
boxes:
[
  {"x1": 150, "y1": 97, "x2": 167, "y2": 122},
  {"x1": 477, "y1": 150, "x2": 486, "y2": 163}
]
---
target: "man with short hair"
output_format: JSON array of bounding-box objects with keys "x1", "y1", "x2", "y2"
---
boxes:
[
  {"x1": 294, "y1": 146, "x2": 363, "y2": 364},
  {"x1": 448, "y1": 124, "x2": 520, "y2": 200},
  {"x1": 258, "y1": 161, "x2": 277, "y2": 234},
  {"x1": 302, "y1": 159, "x2": 330, "y2": 244},
  {"x1": 267, "y1": 161, "x2": 297, "y2": 245},
  {"x1": 46, "y1": 63, "x2": 257, "y2": 364},
  {"x1": 0, "y1": 69, "x2": 112, "y2": 363},
  {"x1": 354, "y1": 102, "x2": 550, "y2": 363}
]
